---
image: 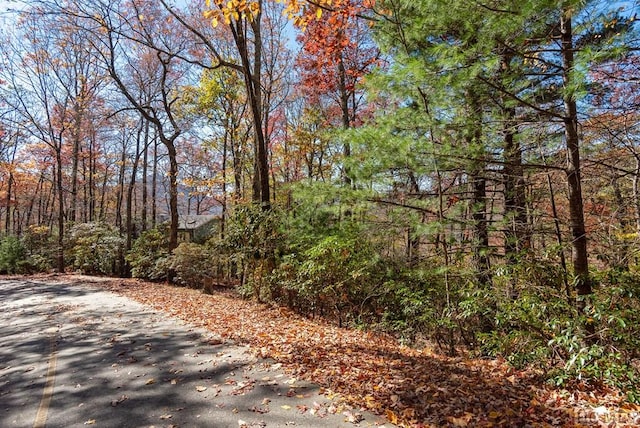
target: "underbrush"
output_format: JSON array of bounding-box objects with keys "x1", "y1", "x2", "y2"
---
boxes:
[
  {"x1": 8, "y1": 201, "x2": 638, "y2": 403},
  {"x1": 475, "y1": 267, "x2": 640, "y2": 402}
]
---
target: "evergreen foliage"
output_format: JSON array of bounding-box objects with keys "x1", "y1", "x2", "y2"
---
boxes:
[
  {"x1": 168, "y1": 242, "x2": 215, "y2": 288},
  {"x1": 0, "y1": 235, "x2": 28, "y2": 274},
  {"x1": 126, "y1": 227, "x2": 170, "y2": 281},
  {"x1": 64, "y1": 222, "x2": 124, "y2": 275}
]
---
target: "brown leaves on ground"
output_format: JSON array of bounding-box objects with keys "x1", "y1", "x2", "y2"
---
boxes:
[{"x1": 52, "y1": 275, "x2": 640, "y2": 427}]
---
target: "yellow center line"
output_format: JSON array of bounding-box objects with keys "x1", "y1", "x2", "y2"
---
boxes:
[{"x1": 33, "y1": 329, "x2": 58, "y2": 428}]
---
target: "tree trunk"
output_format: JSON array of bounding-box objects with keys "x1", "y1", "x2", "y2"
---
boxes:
[
  {"x1": 152, "y1": 135, "x2": 158, "y2": 228},
  {"x1": 70, "y1": 129, "x2": 80, "y2": 223},
  {"x1": 337, "y1": 54, "x2": 352, "y2": 187},
  {"x1": 163, "y1": 138, "x2": 179, "y2": 251},
  {"x1": 466, "y1": 90, "x2": 491, "y2": 289},
  {"x1": 501, "y1": 55, "x2": 529, "y2": 267},
  {"x1": 221, "y1": 125, "x2": 228, "y2": 238},
  {"x1": 99, "y1": 163, "x2": 109, "y2": 221},
  {"x1": 115, "y1": 132, "x2": 127, "y2": 230},
  {"x1": 233, "y1": 8, "x2": 270, "y2": 210},
  {"x1": 55, "y1": 148, "x2": 65, "y2": 272},
  {"x1": 126, "y1": 121, "x2": 142, "y2": 251},
  {"x1": 561, "y1": 10, "x2": 594, "y2": 341},
  {"x1": 141, "y1": 119, "x2": 149, "y2": 231},
  {"x1": 560, "y1": 11, "x2": 592, "y2": 302},
  {"x1": 88, "y1": 132, "x2": 95, "y2": 222},
  {"x1": 5, "y1": 171, "x2": 13, "y2": 234}
]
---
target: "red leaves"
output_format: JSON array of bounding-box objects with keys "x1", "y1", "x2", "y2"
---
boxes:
[{"x1": 294, "y1": 0, "x2": 379, "y2": 125}]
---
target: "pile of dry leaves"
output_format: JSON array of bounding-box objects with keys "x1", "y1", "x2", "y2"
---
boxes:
[{"x1": 53, "y1": 275, "x2": 640, "y2": 427}]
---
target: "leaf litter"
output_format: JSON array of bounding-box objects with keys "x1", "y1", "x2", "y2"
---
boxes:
[{"x1": 51, "y1": 275, "x2": 640, "y2": 427}]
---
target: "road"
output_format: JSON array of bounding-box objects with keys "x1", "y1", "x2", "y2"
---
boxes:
[{"x1": 0, "y1": 278, "x2": 392, "y2": 428}]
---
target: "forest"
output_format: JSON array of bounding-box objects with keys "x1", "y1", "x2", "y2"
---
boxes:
[{"x1": 1, "y1": 0, "x2": 640, "y2": 409}]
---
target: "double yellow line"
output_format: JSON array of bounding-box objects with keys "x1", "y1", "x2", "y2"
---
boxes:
[{"x1": 33, "y1": 328, "x2": 58, "y2": 428}]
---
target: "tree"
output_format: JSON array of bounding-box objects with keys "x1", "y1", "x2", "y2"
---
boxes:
[
  {"x1": 46, "y1": 0, "x2": 194, "y2": 250},
  {"x1": 364, "y1": 0, "x2": 637, "y2": 325},
  {"x1": 179, "y1": 65, "x2": 254, "y2": 236},
  {"x1": 0, "y1": 9, "x2": 87, "y2": 270},
  {"x1": 197, "y1": 0, "x2": 271, "y2": 209},
  {"x1": 295, "y1": 0, "x2": 380, "y2": 185}
]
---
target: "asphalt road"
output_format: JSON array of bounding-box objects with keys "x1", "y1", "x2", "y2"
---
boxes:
[{"x1": 0, "y1": 278, "x2": 392, "y2": 428}]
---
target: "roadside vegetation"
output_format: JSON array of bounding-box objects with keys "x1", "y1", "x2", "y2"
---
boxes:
[{"x1": 2, "y1": 0, "x2": 640, "y2": 422}]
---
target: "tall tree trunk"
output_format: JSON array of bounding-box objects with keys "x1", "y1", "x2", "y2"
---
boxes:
[
  {"x1": 70, "y1": 131, "x2": 80, "y2": 223},
  {"x1": 55, "y1": 148, "x2": 65, "y2": 272},
  {"x1": 232, "y1": 134, "x2": 243, "y2": 201},
  {"x1": 561, "y1": 10, "x2": 594, "y2": 341},
  {"x1": 99, "y1": 164, "x2": 109, "y2": 221},
  {"x1": 4, "y1": 139, "x2": 18, "y2": 234},
  {"x1": 88, "y1": 132, "x2": 95, "y2": 222},
  {"x1": 501, "y1": 56, "x2": 529, "y2": 267},
  {"x1": 152, "y1": 136, "x2": 158, "y2": 228},
  {"x1": 252, "y1": 138, "x2": 261, "y2": 203},
  {"x1": 560, "y1": 10, "x2": 592, "y2": 303},
  {"x1": 337, "y1": 54, "x2": 352, "y2": 187},
  {"x1": 115, "y1": 133, "x2": 126, "y2": 231},
  {"x1": 233, "y1": 8, "x2": 270, "y2": 210},
  {"x1": 466, "y1": 91, "x2": 491, "y2": 289},
  {"x1": 141, "y1": 119, "x2": 149, "y2": 231},
  {"x1": 82, "y1": 155, "x2": 88, "y2": 222},
  {"x1": 163, "y1": 138, "x2": 179, "y2": 251},
  {"x1": 5, "y1": 171, "x2": 13, "y2": 235},
  {"x1": 221, "y1": 127, "x2": 228, "y2": 238},
  {"x1": 502, "y1": 110, "x2": 529, "y2": 257},
  {"x1": 126, "y1": 122, "x2": 142, "y2": 251}
]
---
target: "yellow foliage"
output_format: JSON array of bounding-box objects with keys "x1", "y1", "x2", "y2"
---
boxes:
[{"x1": 203, "y1": 0, "x2": 332, "y2": 29}]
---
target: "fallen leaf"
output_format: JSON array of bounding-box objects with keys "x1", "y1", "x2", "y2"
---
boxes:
[
  {"x1": 145, "y1": 378, "x2": 155, "y2": 385},
  {"x1": 343, "y1": 410, "x2": 364, "y2": 423},
  {"x1": 385, "y1": 410, "x2": 398, "y2": 425},
  {"x1": 110, "y1": 395, "x2": 128, "y2": 407},
  {"x1": 447, "y1": 412, "x2": 473, "y2": 427}
]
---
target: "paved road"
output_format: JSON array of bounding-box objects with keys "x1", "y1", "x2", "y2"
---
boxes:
[{"x1": 0, "y1": 279, "x2": 392, "y2": 428}]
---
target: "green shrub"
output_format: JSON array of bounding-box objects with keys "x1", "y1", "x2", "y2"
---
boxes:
[
  {"x1": 126, "y1": 227, "x2": 169, "y2": 281},
  {"x1": 0, "y1": 235, "x2": 28, "y2": 274},
  {"x1": 379, "y1": 265, "x2": 471, "y2": 352},
  {"x1": 471, "y1": 264, "x2": 640, "y2": 402},
  {"x1": 167, "y1": 242, "x2": 214, "y2": 288},
  {"x1": 65, "y1": 222, "x2": 124, "y2": 275},
  {"x1": 266, "y1": 219, "x2": 389, "y2": 327},
  {"x1": 22, "y1": 225, "x2": 55, "y2": 271},
  {"x1": 209, "y1": 203, "x2": 281, "y2": 298}
]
